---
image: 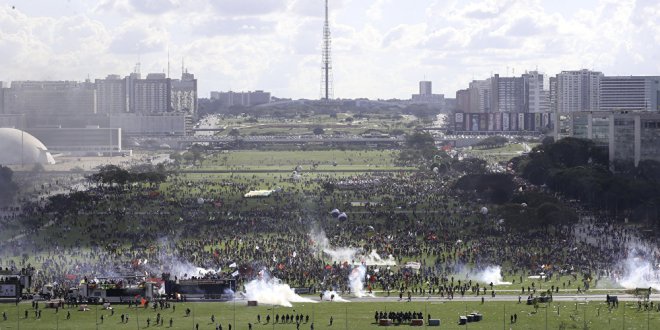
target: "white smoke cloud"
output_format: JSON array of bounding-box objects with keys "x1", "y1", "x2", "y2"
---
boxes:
[
  {"x1": 322, "y1": 290, "x2": 350, "y2": 302},
  {"x1": 349, "y1": 265, "x2": 373, "y2": 298},
  {"x1": 244, "y1": 270, "x2": 316, "y2": 307},
  {"x1": 308, "y1": 227, "x2": 396, "y2": 266},
  {"x1": 617, "y1": 248, "x2": 660, "y2": 291},
  {"x1": 150, "y1": 237, "x2": 221, "y2": 278},
  {"x1": 472, "y1": 265, "x2": 512, "y2": 285}
]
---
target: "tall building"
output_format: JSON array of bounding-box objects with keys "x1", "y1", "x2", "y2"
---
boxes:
[
  {"x1": 491, "y1": 74, "x2": 525, "y2": 113},
  {"x1": 411, "y1": 81, "x2": 444, "y2": 105},
  {"x1": 95, "y1": 75, "x2": 128, "y2": 114},
  {"x1": 419, "y1": 81, "x2": 432, "y2": 95},
  {"x1": 556, "y1": 69, "x2": 603, "y2": 113},
  {"x1": 2, "y1": 80, "x2": 96, "y2": 115},
  {"x1": 171, "y1": 72, "x2": 197, "y2": 113},
  {"x1": 133, "y1": 73, "x2": 171, "y2": 114},
  {"x1": 549, "y1": 77, "x2": 558, "y2": 113},
  {"x1": 126, "y1": 72, "x2": 141, "y2": 113},
  {"x1": 522, "y1": 71, "x2": 549, "y2": 113},
  {"x1": 599, "y1": 76, "x2": 660, "y2": 112},
  {"x1": 468, "y1": 79, "x2": 491, "y2": 113},
  {"x1": 0, "y1": 84, "x2": 4, "y2": 114},
  {"x1": 456, "y1": 89, "x2": 471, "y2": 113}
]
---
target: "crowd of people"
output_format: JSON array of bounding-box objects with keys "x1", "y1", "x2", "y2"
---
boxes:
[{"x1": 0, "y1": 153, "x2": 658, "y2": 303}]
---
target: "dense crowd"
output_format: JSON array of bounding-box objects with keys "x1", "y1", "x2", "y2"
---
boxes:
[{"x1": 0, "y1": 160, "x2": 658, "y2": 300}]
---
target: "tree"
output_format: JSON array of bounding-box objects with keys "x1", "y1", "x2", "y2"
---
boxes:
[
  {"x1": 0, "y1": 166, "x2": 18, "y2": 205},
  {"x1": 87, "y1": 165, "x2": 131, "y2": 185},
  {"x1": 454, "y1": 173, "x2": 515, "y2": 204},
  {"x1": 312, "y1": 127, "x2": 325, "y2": 135},
  {"x1": 452, "y1": 158, "x2": 488, "y2": 175},
  {"x1": 405, "y1": 131, "x2": 435, "y2": 149},
  {"x1": 31, "y1": 163, "x2": 45, "y2": 173},
  {"x1": 189, "y1": 144, "x2": 206, "y2": 165},
  {"x1": 228, "y1": 128, "x2": 240, "y2": 137},
  {"x1": 169, "y1": 152, "x2": 183, "y2": 164},
  {"x1": 400, "y1": 131, "x2": 438, "y2": 162}
]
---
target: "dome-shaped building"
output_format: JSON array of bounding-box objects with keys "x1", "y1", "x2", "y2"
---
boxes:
[{"x1": 0, "y1": 128, "x2": 55, "y2": 165}]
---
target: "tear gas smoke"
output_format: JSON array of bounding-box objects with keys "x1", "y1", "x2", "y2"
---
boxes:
[
  {"x1": 322, "y1": 290, "x2": 350, "y2": 302},
  {"x1": 244, "y1": 270, "x2": 316, "y2": 307},
  {"x1": 617, "y1": 248, "x2": 660, "y2": 290},
  {"x1": 473, "y1": 266, "x2": 512, "y2": 285},
  {"x1": 349, "y1": 265, "x2": 373, "y2": 297},
  {"x1": 309, "y1": 228, "x2": 395, "y2": 265}
]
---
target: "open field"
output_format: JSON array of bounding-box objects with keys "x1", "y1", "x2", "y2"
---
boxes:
[
  {"x1": 195, "y1": 150, "x2": 412, "y2": 172},
  {"x1": 1, "y1": 298, "x2": 659, "y2": 330},
  {"x1": 200, "y1": 113, "x2": 420, "y2": 137},
  {"x1": 3, "y1": 135, "x2": 658, "y2": 330}
]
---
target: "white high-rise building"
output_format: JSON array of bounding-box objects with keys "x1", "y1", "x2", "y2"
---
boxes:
[
  {"x1": 556, "y1": 69, "x2": 603, "y2": 113},
  {"x1": 96, "y1": 75, "x2": 128, "y2": 114},
  {"x1": 523, "y1": 71, "x2": 548, "y2": 113},
  {"x1": 419, "y1": 81, "x2": 432, "y2": 95},
  {"x1": 134, "y1": 73, "x2": 171, "y2": 114}
]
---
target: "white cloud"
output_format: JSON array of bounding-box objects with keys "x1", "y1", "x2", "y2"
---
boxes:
[
  {"x1": 0, "y1": 0, "x2": 658, "y2": 99},
  {"x1": 210, "y1": 0, "x2": 288, "y2": 16},
  {"x1": 108, "y1": 23, "x2": 168, "y2": 54}
]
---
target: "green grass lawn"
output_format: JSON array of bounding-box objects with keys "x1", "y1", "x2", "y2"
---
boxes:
[
  {"x1": 209, "y1": 113, "x2": 418, "y2": 137},
  {"x1": 1, "y1": 299, "x2": 658, "y2": 330},
  {"x1": 197, "y1": 150, "x2": 407, "y2": 171}
]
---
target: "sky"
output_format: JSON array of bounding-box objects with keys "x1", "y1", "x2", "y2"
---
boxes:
[{"x1": 0, "y1": 0, "x2": 659, "y2": 100}]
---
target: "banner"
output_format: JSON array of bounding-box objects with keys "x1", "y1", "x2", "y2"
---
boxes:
[
  {"x1": 454, "y1": 113, "x2": 465, "y2": 131},
  {"x1": 480, "y1": 115, "x2": 487, "y2": 132},
  {"x1": 502, "y1": 113, "x2": 510, "y2": 131},
  {"x1": 470, "y1": 114, "x2": 480, "y2": 132}
]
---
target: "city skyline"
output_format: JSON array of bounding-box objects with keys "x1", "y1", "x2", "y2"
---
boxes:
[{"x1": 0, "y1": 0, "x2": 659, "y2": 100}]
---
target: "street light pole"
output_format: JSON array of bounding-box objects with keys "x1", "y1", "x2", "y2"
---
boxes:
[
  {"x1": 503, "y1": 304, "x2": 506, "y2": 330},
  {"x1": 95, "y1": 302, "x2": 99, "y2": 330}
]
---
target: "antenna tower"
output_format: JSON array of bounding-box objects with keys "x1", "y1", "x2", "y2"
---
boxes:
[{"x1": 320, "y1": 0, "x2": 333, "y2": 101}]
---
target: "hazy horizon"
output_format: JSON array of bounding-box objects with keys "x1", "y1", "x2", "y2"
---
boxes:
[{"x1": 1, "y1": 0, "x2": 659, "y2": 99}]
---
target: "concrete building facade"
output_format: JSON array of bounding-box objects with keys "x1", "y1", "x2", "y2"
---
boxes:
[
  {"x1": 210, "y1": 90, "x2": 271, "y2": 107},
  {"x1": 491, "y1": 74, "x2": 525, "y2": 113},
  {"x1": 599, "y1": 76, "x2": 660, "y2": 112},
  {"x1": 171, "y1": 72, "x2": 197, "y2": 113},
  {"x1": 96, "y1": 75, "x2": 128, "y2": 114},
  {"x1": 2, "y1": 81, "x2": 96, "y2": 115},
  {"x1": 411, "y1": 81, "x2": 444, "y2": 105},
  {"x1": 28, "y1": 127, "x2": 122, "y2": 155},
  {"x1": 556, "y1": 69, "x2": 603, "y2": 113},
  {"x1": 134, "y1": 73, "x2": 171, "y2": 114},
  {"x1": 567, "y1": 111, "x2": 660, "y2": 167}
]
